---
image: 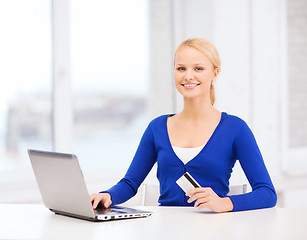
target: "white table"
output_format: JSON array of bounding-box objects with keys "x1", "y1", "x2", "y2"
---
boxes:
[{"x1": 0, "y1": 204, "x2": 306, "y2": 240}]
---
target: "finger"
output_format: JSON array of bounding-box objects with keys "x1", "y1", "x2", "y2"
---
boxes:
[
  {"x1": 104, "y1": 199, "x2": 112, "y2": 208},
  {"x1": 187, "y1": 192, "x2": 207, "y2": 203},
  {"x1": 90, "y1": 193, "x2": 97, "y2": 202},
  {"x1": 194, "y1": 197, "x2": 208, "y2": 208},
  {"x1": 92, "y1": 196, "x2": 103, "y2": 209},
  {"x1": 188, "y1": 187, "x2": 215, "y2": 198},
  {"x1": 186, "y1": 187, "x2": 206, "y2": 197},
  {"x1": 197, "y1": 202, "x2": 210, "y2": 210}
]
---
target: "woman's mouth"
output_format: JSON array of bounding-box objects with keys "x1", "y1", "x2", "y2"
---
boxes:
[{"x1": 182, "y1": 83, "x2": 200, "y2": 89}]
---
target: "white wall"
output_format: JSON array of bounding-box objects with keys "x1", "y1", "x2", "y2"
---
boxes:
[{"x1": 148, "y1": 0, "x2": 175, "y2": 119}]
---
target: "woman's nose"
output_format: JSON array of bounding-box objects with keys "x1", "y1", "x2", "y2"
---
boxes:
[{"x1": 185, "y1": 70, "x2": 194, "y2": 81}]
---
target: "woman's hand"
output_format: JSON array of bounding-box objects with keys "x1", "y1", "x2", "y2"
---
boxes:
[
  {"x1": 186, "y1": 187, "x2": 234, "y2": 213},
  {"x1": 90, "y1": 192, "x2": 112, "y2": 209}
]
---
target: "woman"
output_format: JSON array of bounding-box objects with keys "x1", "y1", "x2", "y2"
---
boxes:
[{"x1": 91, "y1": 38, "x2": 277, "y2": 212}]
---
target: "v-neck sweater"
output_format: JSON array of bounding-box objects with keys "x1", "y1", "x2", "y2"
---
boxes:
[{"x1": 103, "y1": 112, "x2": 277, "y2": 211}]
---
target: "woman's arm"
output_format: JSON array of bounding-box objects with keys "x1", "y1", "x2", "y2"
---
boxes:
[
  {"x1": 228, "y1": 120, "x2": 277, "y2": 211},
  {"x1": 97, "y1": 121, "x2": 157, "y2": 205}
]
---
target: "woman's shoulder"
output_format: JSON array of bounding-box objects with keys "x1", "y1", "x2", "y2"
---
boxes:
[
  {"x1": 142, "y1": 114, "x2": 174, "y2": 134},
  {"x1": 148, "y1": 114, "x2": 174, "y2": 125},
  {"x1": 223, "y1": 112, "x2": 250, "y2": 130}
]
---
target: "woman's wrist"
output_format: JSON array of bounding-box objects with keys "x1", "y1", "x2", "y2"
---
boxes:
[{"x1": 223, "y1": 197, "x2": 234, "y2": 212}]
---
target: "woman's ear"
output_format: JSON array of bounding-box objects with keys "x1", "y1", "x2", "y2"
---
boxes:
[{"x1": 212, "y1": 67, "x2": 220, "y2": 81}]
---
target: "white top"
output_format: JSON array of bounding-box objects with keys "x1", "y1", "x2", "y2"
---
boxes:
[{"x1": 172, "y1": 145, "x2": 204, "y2": 164}]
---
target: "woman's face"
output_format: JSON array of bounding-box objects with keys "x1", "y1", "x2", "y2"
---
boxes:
[{"x1": 174, "y1": 46, "x2": 218, "y2": 100}]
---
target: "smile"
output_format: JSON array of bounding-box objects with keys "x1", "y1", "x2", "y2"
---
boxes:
[{"x1": 182, "y1": 83, "x2": 200, "y2": 88}]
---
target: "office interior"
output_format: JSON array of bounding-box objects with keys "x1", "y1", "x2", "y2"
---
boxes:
[{"x1": 0, "y1": 0, "x2": 306, "y2": 209}]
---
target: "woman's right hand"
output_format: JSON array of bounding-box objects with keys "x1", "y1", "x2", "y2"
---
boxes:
[{"x1": 90, "y1": 192, "x2": 112, "y2": 209}]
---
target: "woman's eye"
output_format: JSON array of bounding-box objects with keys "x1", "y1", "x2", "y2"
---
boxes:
[
  {"x1": 177, "y1": 67, "x2": 185, "y2": 71},
  {"x1": 195, "y1": 67, "x2": 203, "y2": 71}
]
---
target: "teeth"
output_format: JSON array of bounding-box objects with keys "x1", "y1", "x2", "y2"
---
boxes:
[{"x1": 184, "y1": 84, "x2": 198, "y2": 87}]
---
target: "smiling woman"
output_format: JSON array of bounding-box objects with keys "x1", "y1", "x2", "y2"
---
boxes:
[
  {"x1": 91, "y1": 38, "x2": 277, "y2": 213},
  {"x1": 174, "y1": 38, "x2": 220, "y2": 105}
]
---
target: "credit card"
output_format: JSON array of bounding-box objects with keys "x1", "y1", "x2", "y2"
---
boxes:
[{"x1": 176, "y1": 172, "x2": 201, "y2": 193}]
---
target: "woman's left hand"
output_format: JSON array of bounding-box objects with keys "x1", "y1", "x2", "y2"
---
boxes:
[{"x1": 186, "y1": 187, "x2": 234, "y2": 213}]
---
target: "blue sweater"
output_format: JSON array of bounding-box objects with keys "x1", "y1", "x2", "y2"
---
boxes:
[{"x1": 104, "y1": 112, "x2": 277, "y2": 211}]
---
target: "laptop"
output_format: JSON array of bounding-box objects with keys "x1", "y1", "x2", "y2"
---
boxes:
[{"x1": 28, "y1": 149, "x2": 152, "y2": 221}]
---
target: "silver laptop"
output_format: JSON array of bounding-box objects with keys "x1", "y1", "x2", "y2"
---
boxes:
[{"x1": 28, "y1": 149, "x2": 152, "y2": 221}]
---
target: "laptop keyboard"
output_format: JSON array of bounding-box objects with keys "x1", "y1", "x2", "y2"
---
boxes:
[{"x1": 94, "y1": 207, "x2": 127, "y2": 215}]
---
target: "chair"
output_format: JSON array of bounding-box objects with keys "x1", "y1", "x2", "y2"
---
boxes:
[
  {"x1": 228, "y1": 184, "x2": 247, "y2": 196},
  {"x1": 122, "y1": 183, "x2": 248, "y2": 207}
]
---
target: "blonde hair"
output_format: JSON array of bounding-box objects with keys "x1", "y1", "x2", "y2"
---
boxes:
[{"x1": 174, "y1": 38, "x2": 221, "y2": 105}]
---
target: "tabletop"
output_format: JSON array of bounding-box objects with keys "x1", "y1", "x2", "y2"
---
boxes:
[{"x1": 0, "y1": 204, "x2": 306, "y2": 240}]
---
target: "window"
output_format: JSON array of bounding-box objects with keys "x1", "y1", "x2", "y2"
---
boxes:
[
  {"x1": 0, "y1": 0, "x2": 52, "y2": 203},
  {"x1": 287, "y1": 0, "x2": 307, "y2": 148},
  {"x1": 70, "y1": 0, "x2": 149, "y2": 187},
  {"x1": 281, "y1": 0, "x2": 307, "y2": 174}
]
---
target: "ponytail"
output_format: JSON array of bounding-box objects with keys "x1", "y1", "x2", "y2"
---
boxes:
[{"x1": 210, "y1": 82, "x2": 215, "y2": 105}]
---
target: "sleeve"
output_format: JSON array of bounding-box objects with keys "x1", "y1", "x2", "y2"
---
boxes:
[
  {"x1": 228, "y1": 120, "x2": 277, "y2": 211},
  {"x1": 100, "y1": 121, "x2": 157, "y2": 205}
]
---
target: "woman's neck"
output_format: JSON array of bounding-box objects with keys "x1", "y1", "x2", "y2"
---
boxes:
[{"x1": 178, "y1": 97, "x2": 217, "y2": 121}]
